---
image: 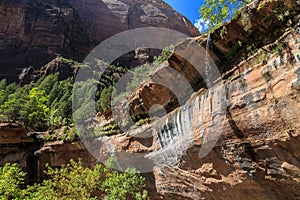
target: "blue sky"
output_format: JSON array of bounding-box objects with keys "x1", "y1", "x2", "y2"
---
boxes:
[
  {"x1": 164, "y1": 0, "x2": 204, "y2": 23},
  {"x1": 163, "y1": 0, "x2": 207, "y2": 32}
]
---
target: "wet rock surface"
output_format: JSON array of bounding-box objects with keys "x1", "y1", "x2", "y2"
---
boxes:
[
  {"x1": 112, "y1": 28, "x2": 300, "y2": 199},
  {"x1": 0, "y1": 0, "x2": 300, "y2": 199},
  {"x1": 100, "y1": 9, "x2": 300, "y2": 196}
]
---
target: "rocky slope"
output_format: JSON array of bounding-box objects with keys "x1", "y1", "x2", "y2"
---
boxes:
[{"x1": 0, "y1": 0, "x2": 198, "y2": 83}]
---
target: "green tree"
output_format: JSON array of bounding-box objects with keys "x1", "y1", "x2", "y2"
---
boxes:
[
  {"x1": 19, "y1": 87, "x2": 50, "y2": 130},
  {"x1": 35, "y1": 73, "x2": 59, "y2": 94},
  {"x1": 153, "y1": 45, "x2": 174, "y2": 65},
  {"x1": 1, "y1": 85, "x2": 29, "y2": 122},
  {"x1": 49, "y1": 78, "x2": 73, "y2": 128},
  {"x1": 73, "y1": 80, "x2": 98, "y2": 124},
  {"x1": 200, "y1": 0, "x2": 252, "y2": 31},
  {"x1": 26, "y1": 160, "x2": 104, "y2": 200},
  {"x1": 0, "y1": 163, "x2": 26, "y2": 200},
  {"x1": 0, "y1": 79, "x2": 6, "y2": 90},
  {"x1": 97, "y1": 85, "x2": 114, "y2": 112},
  {"x1": 0, "y1": 160, "x2": 148, "y2": 200},
  {"x1": 101, "y1": 168, "x2": 148, "y2": 200}
]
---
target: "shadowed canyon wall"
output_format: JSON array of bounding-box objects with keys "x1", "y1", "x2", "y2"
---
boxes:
[{"x1": 0, "y1": 0, "x2": 198, "y2": 82}]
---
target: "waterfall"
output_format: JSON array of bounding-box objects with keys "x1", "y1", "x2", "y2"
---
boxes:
[
  {"x1": 150, "y1": 92, "x2": 213, "y2": 166},
  {"x1": 197, "y1": 95, "x2": 204, "y2": 139},
  {"x1": 205, "y1": 33, "x2": 212, "y2": 88},
  {"x1": 147, "y1": 33, "x2": 227, "y2": 167}
]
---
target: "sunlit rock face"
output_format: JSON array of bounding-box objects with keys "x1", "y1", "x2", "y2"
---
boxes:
[
  {"x1": 97, "y1": 27, "x2": 300, "y2": 200},
  {"x1": 145, "y1": 29, "x2": 300, "y2": 200},
  {"x1": 102, "y1": 1, "x2": 300, "y2": 199},
  {"x1": 1, "y1": 0, "x2": 300, "y2": 199},
  {"x1": 0, "y1": 0, "x2": 199, "y2": 82}
]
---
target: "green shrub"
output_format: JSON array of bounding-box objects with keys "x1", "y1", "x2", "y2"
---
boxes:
[
  {"x1": 0, "y1": 163, "x2": 26, "y2": 200},
  {"x1": 97, "y1": 85, "x2": 114, "y2": 112},
  {"x1": 135, "y1": 118, "x2": 150, "y2": 126},
  {"x1": 0, "y1": 74, "x2": 74, "y2": 131},
  {"x1": 101, "y1": 168, "x2": 148, "y2": 200},
  {"x1": 153, "y1": 45, "x2": 174, "y2": 65},
  {"x1": 0, "y1": 160, "x2": 148, "y2": 200},
  {"x1": 200, "y1": 0, "x2": 251, "y2": 31},
  {"x1": 61, "y1": 126, "x2": 78, "y2": 142}
]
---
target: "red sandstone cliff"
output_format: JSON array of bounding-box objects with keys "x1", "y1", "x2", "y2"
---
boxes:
[
  {"x1": 0, "y1": 0, "x2": 199, "y2": 82},
  {"x1": 0, "y1": 0, "x2": 300, "y2": 199}
]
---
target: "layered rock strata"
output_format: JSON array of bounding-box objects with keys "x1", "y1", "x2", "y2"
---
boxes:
[{"x1": 0, "y1": 0, "x2": 199, "y2": 82}]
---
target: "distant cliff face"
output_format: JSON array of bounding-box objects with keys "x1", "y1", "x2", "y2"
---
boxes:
[{"x1": 0, "y1": 0, "x2": 199, "y2": 82}]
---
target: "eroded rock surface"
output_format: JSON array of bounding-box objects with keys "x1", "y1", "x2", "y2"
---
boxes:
[
  {"x1": 98, "y1": 2, "x2": 300, "y2": 197},
  {"x1": 0, "y1": 0, "x2": 300, "y2": 199},
  {"x1": 0, "y1": 0, "x2": 198, "y2": 82},
  {"x1": 105, "y1": 28, "x2": 300, "y2": 200}
]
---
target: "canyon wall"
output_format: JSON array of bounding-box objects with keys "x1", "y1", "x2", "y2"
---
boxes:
[
  {"x1": 0, "y1": 0, "x2": 300, "y2": 199},
  {"x1": 95, "y1": 1, "x2": 300, "y2": 199},
  {"x1": 0, "y1": 0, "x2": 198, "y2": 82},
  {"x1": 96, "y1": 25, "x2": 300, "y2": 199},
  {"x1": 148, "y1": 29, "x2": 300, "y2": 200}
]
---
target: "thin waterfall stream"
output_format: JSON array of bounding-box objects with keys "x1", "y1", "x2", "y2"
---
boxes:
[{"x1": 147, "y1": 33, "x2": 226, "y2": 167}]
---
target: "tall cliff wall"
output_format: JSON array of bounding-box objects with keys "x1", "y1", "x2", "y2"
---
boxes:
[
  {"x1": 94, "y1": 1, "x2": 300, "y2": 199},
  {"x1": 0, "y1": 0, "x2": 300, "y2": 199},
  {"x1": 95, "y1": 25, "x2": 300, "y2": 199},
  {"x1": 146, "y1": 29, "x2": 300, "y2": 200},
  {"x1": 0, "y1": 0, "x2": 198, "y2": 82}
]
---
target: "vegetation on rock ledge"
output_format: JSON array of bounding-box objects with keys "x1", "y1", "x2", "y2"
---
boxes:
[{"x1": 0, "y1": 73, "x2": 73, "y2": 131}]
